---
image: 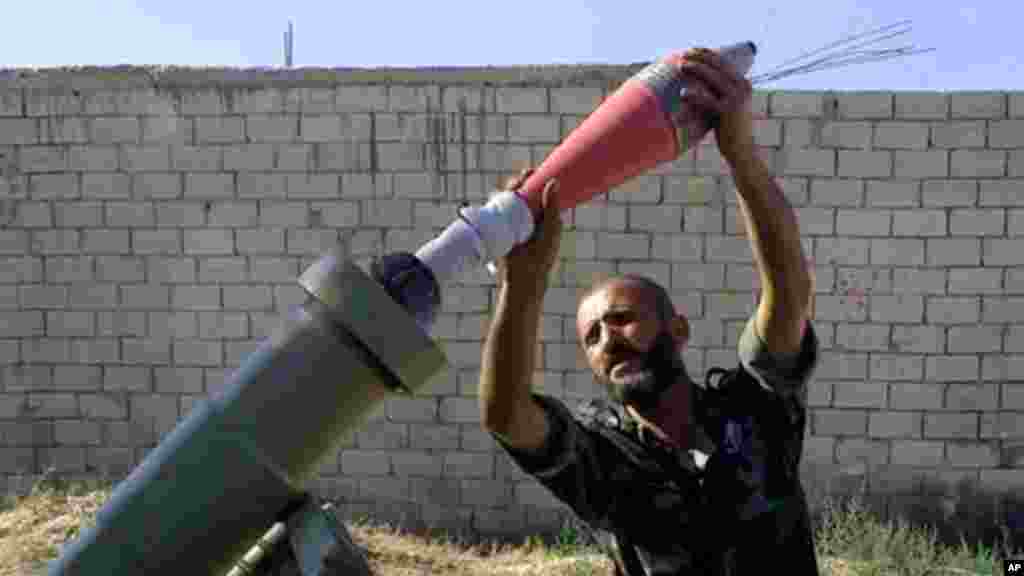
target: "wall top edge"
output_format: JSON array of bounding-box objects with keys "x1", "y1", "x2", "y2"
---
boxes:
[{"x1": 0, "y1": 65, "x2": 1019, "y2": 94}]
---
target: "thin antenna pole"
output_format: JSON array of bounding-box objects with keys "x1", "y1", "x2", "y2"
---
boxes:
[{"x1": 284, "y1": 21, "x2": 294, "y2": 68}]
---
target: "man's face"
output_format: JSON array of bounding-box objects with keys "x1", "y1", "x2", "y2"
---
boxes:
[{"x1": 576, "y1": 282, "x2": 686, "y2": 412}]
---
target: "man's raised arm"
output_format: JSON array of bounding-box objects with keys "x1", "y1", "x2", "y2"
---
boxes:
[{"x1": 679, "y1": 48, "x2": 813, "y2": 354}]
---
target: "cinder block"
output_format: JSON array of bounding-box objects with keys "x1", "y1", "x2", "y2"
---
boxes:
[
  {"x1": 275, "y1": 144, "x2": 312, "y2": 172},
  {"x1": 14, "y1": 202, "x2": 53, "y2": 228},
  {"x1": 237, "y1": 174, "x2": 286, "y2": 199},
  {"x1": 810, "y1": 178, "x2": 865, "y2": 207},
  {"x1": 148, "y1": 311, "x2": 197, "y2": 340},
  {"x1": 869, "y1": 354, "x2": 923, "y2": 382},
  {"x1": 948, "y1": 268, "x2": 1002, "y2": 294},
  {"x1": 37, "y1": 447, "x2": 87, "y2": 473},
  {"x1": 222, "y1": 144, "x2": 274, "y2": 172},
  {"x1": 866, "y1": 180, "x2": 920, "y2": 207},
  {"x1": 336, "y1": 86, "x2": 388, "y2": 112},
  {"x1": 68, "y1": 146, "x2": 117, "y2": 172},
  {"x1": 172, "y1": 285, "x2": 222, "y2": 310},
  {"x1": 96, "y1": 311, "x2": 145, "y2": 337},
  {"x1": 20, "y1": 147, "x2": 68, "y2": 173},
  {"x1": 82, "y1": 174, "x2": 131, "y2": 199},
  {"x1": 597, "y1": 232, "x2": 650, "y2": 260},
  {"x1": 873, "y1": 122, "x2": 929, "y2": 149},
  {"x1": 0, "y1": 119, "x2": 38, "y2": 145},
  {"x1": 183, "y1": 230, "x2": 234, "y2": 255},
  {"x1": 318, "y1": 142, "x2": 372, "y2": 171},
  {"x1": 120, "y1": 147, "x2": 170, "y2": 172},
  {"x1": 946, "y1": 442, "x2": 998, "y2": 468},
  {"x1": 194, "y1": 115, "x2": 245, "y2": 145},
  {"x1": 146, "y1": 257, "x2": 195, "y2": 284},
  {"x1": 120, "y1": 339, "x2": 171, "y2": 365},
  {"x1": 549, "y1": 87, "x2": 603, "y2": 114},
  {"x1": 926, "y1": 238, "x2": 981, "y2": 266},
  {"x1": 391, "y1": 452, "x2": 443, "y2": 478},
  {"x1": 341, "y1": 449, "x2": 391, "y2": 476},
  {"x1": 980, "y1": 180, "x2": 1024, "y2": 206},
  {"x1": 628, "y1": 204, "x2": 682, "y2": 233},
  {"x1": 130, "y1": 394, "x2": 181, "y2": 436},
  {"x1": 983, "y1": 294, "x2": 1024, "y2": 322},
  {"x1": 133, "y1": 174, "x2": 182, "y2": 199},
  {"x1": 496, "y1": 88, "x2": 547, "y2": 114},
  {"x1": 507, "y1": 115, "x2": 559, "y2": 144},
  {"x1": 836, "y1": 209, "x2": 891, "y2": 236},
  {"x1": 0, "y1": 256, "x2": 42, "y2": 283},
  {"x1": 951, "y1": 93, "x2": 1005, "y2": 119},
  {"x1": 172, "y1": 340, "x2": 223, "y2": 367},
  {"x1": 770, "y1": 92, "x2": 823, "y2": 118},
  {"x1": 246, "y1": 115, "x2": 298, "y2": 143},
  {"x1": 120, "y1": 285, "x2": 170, "y2": 309},
  {"x1": 889, "y1": 382, "x2": 942, "y2": 410},
  {"x1": 816, "y1": 237, "x2": 869, "y2": 266},
  {"x1": 142, "y1": 117, "x2": 192, "y2": 145},
  {"x1": 949, "y1": 209, "x2": 1004, "y2": 236},
  {"x1": 90, "y1": 117, "x2": 139, "y2": 144},
  {"x1": 891, "y1": 441, "x2": 943, "y2": 466},
  {"x1": 930, "y1": 121, "x2": 985, "y2": 148},
  {"x1": 172, "y1": 146, "x2": 221, "y2": 172},
  {"x1": 836, "y1": 92, "x2": 893, "y2": 119},
  {"x1": 818, "y1": 121, "x2": 871, "y2": 149},
  {"x1": 52, "y1": 420, "x2": 102, "y2": 446},
  {"x1": 388, "y1": 85, "x2": 441, "y2": 113},
  {"x1": 778, "y1": 148, "x2": 834, "y2": 176},
  {"x1": 950, "y1": 150, "x2": 1006, "y2": 178},
  {"x1": 869, "y1": 294, "x2": 925, "y2": 323},
  {"x1": 32, "y1": 230, "x2": 81, "y2": 255},
  {"x1": 869, "y1": 412, "x2": 922, "y2": 439},
  {"x1": 222, "y1": 285, "x2": 273, "y2": 310},
  {"x1": 894, "y1": 93, "x2": 948, "y2": 120},
  {"x1": 79, "y1": 393, "x2": 128, "y2": 420},
  {"x1": 44, "y1": 311, "x2": 93, "y2": 337},
  {"x1": 946, "y1": 325, "x2": 1002, "y2": 354},
  {"x1": 835, "y1": 437, "x2": 889, "y2": 465},
  {"x1": 54, "y1": 203, "x2": 102, "y2": 228},
  {"x1": 893, "y1": 209, "x2": 946, "y2": 236},
  {"x1": 106, "y1": 202, "x2": 155, "y2": 228},
  {"x1": 155, "y1": 203, "x2": 205, "y2": 228},
  {"x1": 83, "y1": 230, "x2": 131, "y2": 255},
  {"x1": 185, "y1": 173, "x2": 235, "y2": 199},
  {"x1": 813, "y1": 410, "x2": 867, "y2": 436},
  {"x1": 300, "y1": 114, "x2": 371, "y2": 142},
  {"x1": 443, "y1": 453, "x2": 494, "y2": 479},
  {"x1": 893, "y1": 150, "x2": 948, "y2": 178},
  {"x1": 832, "y1": 379, "x2": 886, "y2": 407},
  {"x1": 927, "y1": 297, "x2": 979, "y2": 324},
  {"x1": 924, "y1": 413, "x2": 978, "y2": 439},
  {"x1": 926, "y1": 355, "x2": 980, "y2": 382},
  {"x1": 206, "y1": 202, "x2": 258, "y2": 228},
  {"x1": 197, "y1": 312, "x2": 247, "y2": 339},
  {"x1": 944, "y1": 381, "x2": 998, "y2": 411},
  {"x1": 922, "y1": 180, "x2": 978, "y2": 207}
]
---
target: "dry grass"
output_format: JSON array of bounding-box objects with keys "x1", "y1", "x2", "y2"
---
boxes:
[{"x1": 0, "y1": 477, "x2": 1017, "y2": 576}]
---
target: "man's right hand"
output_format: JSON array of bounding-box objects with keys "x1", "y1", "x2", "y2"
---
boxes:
[{"x1": 495, "y1": 168, "x2": 563, "y2": 295}]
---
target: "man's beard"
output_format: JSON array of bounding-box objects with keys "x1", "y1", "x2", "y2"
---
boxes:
[{"x1": 601, "y1": 331, "x2": 685, "y2": 413}]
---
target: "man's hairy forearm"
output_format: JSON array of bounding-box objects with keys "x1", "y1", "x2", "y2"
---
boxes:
[
  {"x1": 479, "y1": 283, "x2": 543, "y2": 433},
  {"x1": 729, "y1": 148, "x2": 812, "y2": 346}
]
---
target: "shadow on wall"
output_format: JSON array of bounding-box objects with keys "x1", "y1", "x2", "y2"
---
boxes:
[{"x1": 800, "y1": 460, "x2": 1023, "y2": 556}]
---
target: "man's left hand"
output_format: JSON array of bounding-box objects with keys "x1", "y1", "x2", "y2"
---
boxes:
[{"x1": 678, "y1": 47, "x2": 756, "y2": 167}]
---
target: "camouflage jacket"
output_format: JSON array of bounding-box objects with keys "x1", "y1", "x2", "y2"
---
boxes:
[{"x1": 492, "y1": 317, "x2": 821, "y2": 576}]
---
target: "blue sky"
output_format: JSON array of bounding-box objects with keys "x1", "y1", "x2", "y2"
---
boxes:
[{"x1": 3, "y1": 0, "x2": 1019, "y2": 90}]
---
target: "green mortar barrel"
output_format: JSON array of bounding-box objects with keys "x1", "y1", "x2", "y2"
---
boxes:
[{"x1": 47, "y1": 251, "x2": 447, "y2": 575}]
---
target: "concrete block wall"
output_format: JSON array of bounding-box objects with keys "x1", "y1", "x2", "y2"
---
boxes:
[{"x1": 0, "y1": 66, "x2": 1022, "y2": 540}]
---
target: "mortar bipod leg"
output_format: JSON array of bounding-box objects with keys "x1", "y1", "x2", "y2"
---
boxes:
[{"x1": 226, "y1": 495, "x2": 373, "y2": 576}]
